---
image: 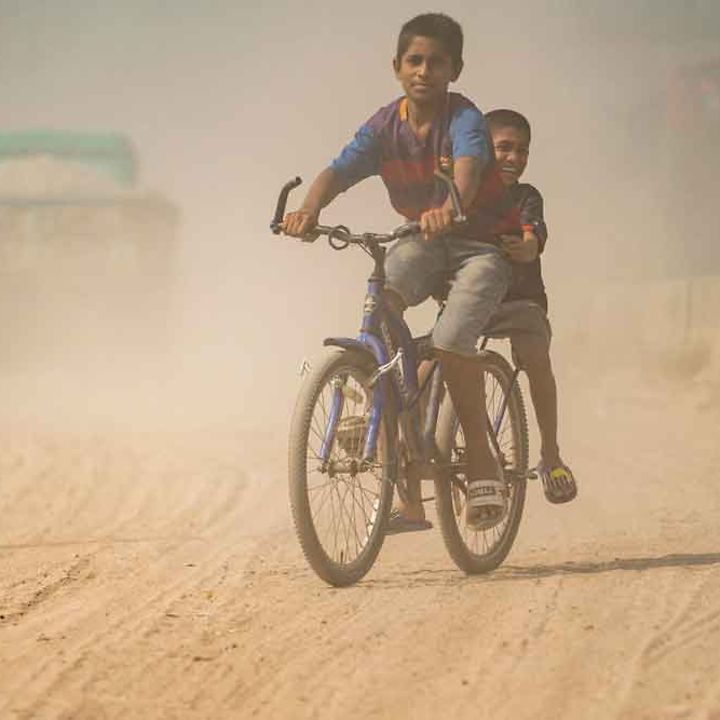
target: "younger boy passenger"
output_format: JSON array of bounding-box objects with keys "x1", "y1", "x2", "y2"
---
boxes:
[
  {"x1": 485, "y1": 109, "x2": 577, "y2": 503},
  {"x1": 282, "y1": 13, "x2": 519, "y2": 530}
]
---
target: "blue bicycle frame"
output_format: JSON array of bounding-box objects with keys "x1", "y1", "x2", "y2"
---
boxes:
[
  {"x1": 318, "y1": 248, "x2": 522, "y2": 475},
  {"x1": 320, "y1": 241, "x2": 438, "y2": 469}
]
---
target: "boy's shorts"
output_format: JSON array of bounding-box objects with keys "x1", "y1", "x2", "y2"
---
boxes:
[
  {"x1": 484, "y1": 300, "x2": 552, "y2": 370},
  {"x1": 385, "y1": 234, "x2": 511, "y2": 357}
]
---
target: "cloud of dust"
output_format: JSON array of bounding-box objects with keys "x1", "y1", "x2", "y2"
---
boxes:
[{"x1": 1, "y1": 0, "x2": 719, "y2": 440}]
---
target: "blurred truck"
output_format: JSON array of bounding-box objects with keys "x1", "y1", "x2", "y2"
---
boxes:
[{"x1": 0, "y1": 131, "x2": 179, "y2": 367}]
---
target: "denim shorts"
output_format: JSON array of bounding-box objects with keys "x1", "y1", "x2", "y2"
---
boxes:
[{"x1": 385, "y1": 234, "x2": 511, "y2": 357}]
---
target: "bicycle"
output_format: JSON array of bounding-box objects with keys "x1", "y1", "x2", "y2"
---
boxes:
[{"x1": 271, "y1": 173, "x2": 531, "y2": 587}]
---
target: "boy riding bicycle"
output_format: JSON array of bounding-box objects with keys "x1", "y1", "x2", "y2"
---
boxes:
[
  {"x1": 485, "y1": 109, "x2": 577, "y2": 503},
  {"x1": 283, "y1": 13, "x2": 527, "y2": 531}
]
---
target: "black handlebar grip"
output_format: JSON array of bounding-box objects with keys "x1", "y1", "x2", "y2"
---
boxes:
[{"x1": 270, "y1": 176, "x2": 303, "y2": 234}]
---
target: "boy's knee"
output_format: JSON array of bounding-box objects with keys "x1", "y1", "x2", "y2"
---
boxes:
[{"x1": 512, "y1": 337, "x2": 552, "y2": 376}]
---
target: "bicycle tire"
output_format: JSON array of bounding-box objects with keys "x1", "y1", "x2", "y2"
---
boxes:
[
  {"x1": 288, "y1": 347, "x2": 396, "y2": 586},
  {"x1": 434, "y1": 350, "x2": 529, "y2": 574}
]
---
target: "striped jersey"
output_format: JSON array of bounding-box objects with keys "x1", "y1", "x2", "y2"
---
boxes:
[{"x1": 330, "y1": 93, "x2": 520, "y2": 242}]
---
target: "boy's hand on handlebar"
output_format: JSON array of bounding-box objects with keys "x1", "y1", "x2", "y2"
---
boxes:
[
  {"x1": 420, "y1": 207, "x2": 454, "y2": 242},
  {"x1": 282, "y1": 209, "x2": 318, "y2": 238},
  {"x1": 500, "y1": 232, "x2": 539, "y2": 263}
]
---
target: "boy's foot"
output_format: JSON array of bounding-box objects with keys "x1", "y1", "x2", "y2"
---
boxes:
[
  {"x1": 466, "y1": 475, "x2": 507, "y2": 531},
  {"x1": 385, "y1": 508, "x2": 433, "y2": 535},
  {"x1": 539, "y1": 463, "x2": 577, "y2": 504}
]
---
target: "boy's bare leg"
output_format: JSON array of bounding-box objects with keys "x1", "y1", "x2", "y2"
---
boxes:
[
  {"x1": 395, "y1": 359, "x2": 436, "y2": 520},
  {"x1": 398, "y1": 461, "x2": 425, "y2": 521},
  {"x1": 512, "y1": 329, "x2": 576, "y2": 502},
  {"x1": 528, "y1": 361, "x2": 561, "y2": 466},
  {"x1": 397, "y1": 352, "x2": 499, "y2": 521},
  {"x1": 524, "y1": 348, "x2": 577, "y2": 501},
  {"x1": 383, "y1": 290, "x2": 426, "y2": 522},
  {"x1": 516, "y1": 340, "x2": 561, "y2": 466},
  {"x1": 435, "y1": 349, "x2": 496, "y2": 479}
]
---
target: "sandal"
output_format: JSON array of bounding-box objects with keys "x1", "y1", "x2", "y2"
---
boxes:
[
  {"x1": 385, "y1": 509, "x2": 433, "y2": 535},
  {"x1": 466, "y1": 477, "x2": 507, "y2": 531},
  {"x1": 539, "y1": 463, "x2": 577, "y2": 504}
]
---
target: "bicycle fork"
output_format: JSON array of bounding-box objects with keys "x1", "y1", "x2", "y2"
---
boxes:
[{"x1": 318, "y1": 372, "x2": 386, "y2": 470}]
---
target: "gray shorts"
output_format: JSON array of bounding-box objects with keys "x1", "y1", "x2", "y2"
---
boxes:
[
  {"x1": 385, "y1": 234, "x2": 511, "y2": 357},
  {"x1": 484, "y1": 300, "x2": 552, "y2": 369}
]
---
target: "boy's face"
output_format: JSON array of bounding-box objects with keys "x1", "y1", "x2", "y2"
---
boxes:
[
  {"x1": 491, "y1": 126, "x2": 530, "y2": 186},
  {"x1": 394, "y1": 36, "x2": 459, "y2": 106}
]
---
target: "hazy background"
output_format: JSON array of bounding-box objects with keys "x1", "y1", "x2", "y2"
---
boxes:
[{"x1": 1, "y1": 0, "x2": 719, "y2": 434}]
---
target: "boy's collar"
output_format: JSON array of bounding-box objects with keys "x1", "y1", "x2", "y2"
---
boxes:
[
  {"x1": 399, "y1": 97, "x2": 409, "y2": 121},
  {"x1": 399, "y1": 93, "x2": 452, "y2": 123}
]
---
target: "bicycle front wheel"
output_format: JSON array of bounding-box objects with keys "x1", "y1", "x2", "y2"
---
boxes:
[
  {"x1": 288, "y1": 347, "x2": 396, "y2": 586},
  {"x1": 435, "y1": 350, "x2": 529, "y2": 574}
]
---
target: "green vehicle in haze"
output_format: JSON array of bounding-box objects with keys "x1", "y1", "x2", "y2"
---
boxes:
[{"x1": 0, "y1": 130, "x2": 178, "y2": 364}]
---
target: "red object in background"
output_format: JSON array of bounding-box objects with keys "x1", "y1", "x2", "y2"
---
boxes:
[
  {"x1": 664, "y1": 58, "x2": 720, "y2": 277},
  {"x1": 667, "y1": 59, "x2": 720, "y2": 132}
]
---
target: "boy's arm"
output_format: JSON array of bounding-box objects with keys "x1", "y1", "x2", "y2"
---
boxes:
[
  {"x1": 421, "y1": 101, "x2": 494, "y2": 240},
  {"x1": 502, "y1": 229, "x2": 539, "y2": 263},
  {"x1": 282, "y1": 168, "x2": 343, "y2": 237},
  {"x1": 503, "y1": 185, "x2": 546, "y2": 263},
  {"x1": 420, "y1": 155, "x2": 482, "y2": 239},
  {"x1": 520, "y1": 186, "x2": 547, "y2": 252},
  {"x1": 283, "y1": 123, "x2": 380, "y2": 238}
]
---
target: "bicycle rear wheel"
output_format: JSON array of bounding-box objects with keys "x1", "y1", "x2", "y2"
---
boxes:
[
  {"x1": 435, "y1": 350, "x2": 529, "y2": 574},
  {"x1": 288, "y1": 347, "x2": 396, "y2": 586}
]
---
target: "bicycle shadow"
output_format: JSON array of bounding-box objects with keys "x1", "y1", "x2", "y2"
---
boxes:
[
  {"x1": 361, "y1": 551, "x2": 720, "y2": 589},
  {"x1": 499, "y1": 551, "x2": 720, "y2": 579}
]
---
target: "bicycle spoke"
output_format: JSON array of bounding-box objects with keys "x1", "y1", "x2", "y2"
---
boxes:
[
  {"x1": 336, "y1": 481, "x2": 353, "y2": 560},
  {"x1": 310, "y1": 478, "x2": 336, "y2": 528},
  {"x1": 348, "y1": 477, "x2": 372, "y2": 531},
  {"x1": 307, "y1": 479, "x2": 336, "y2": 492}
]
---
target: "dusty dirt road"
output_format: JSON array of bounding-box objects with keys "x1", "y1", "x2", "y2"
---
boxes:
[{"x1": 1, "y1": 371, "x2": 719, "y2": 720}]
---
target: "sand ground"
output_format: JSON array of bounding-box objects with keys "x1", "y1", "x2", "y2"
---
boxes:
[{"x1": 1, "y1": 362, "x2": 719, "y2": 720}]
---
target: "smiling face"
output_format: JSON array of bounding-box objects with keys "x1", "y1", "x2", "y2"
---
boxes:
[
  {"x1": 394, "y1": 36, "x2": 459, "y2": 108},
  {"x1": 491, "y1": 126, "x2": 530, "y2": 186}
]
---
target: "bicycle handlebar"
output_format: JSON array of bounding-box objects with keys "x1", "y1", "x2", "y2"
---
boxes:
[
  {"x1": 271, "y1": 176, "x2": 302, "y2": 234},
  {"x1": 270, "y1": 170, "x2": 467, "y2": 246},
  {"x1": 306, "y1": 221, "x2": 421, "y2": 247}
]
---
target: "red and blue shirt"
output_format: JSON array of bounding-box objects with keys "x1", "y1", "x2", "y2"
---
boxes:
[{"x1": 330, "y1": 93, "x2": 521, "y2": 243}]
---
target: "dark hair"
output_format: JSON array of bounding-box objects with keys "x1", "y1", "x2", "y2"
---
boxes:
[
  {"x1": 485, "y1": 109, "x2": 532, "y2": 142},
  {"x1": 396, "y1": 14, "x2": 463, "y2": 73}
]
